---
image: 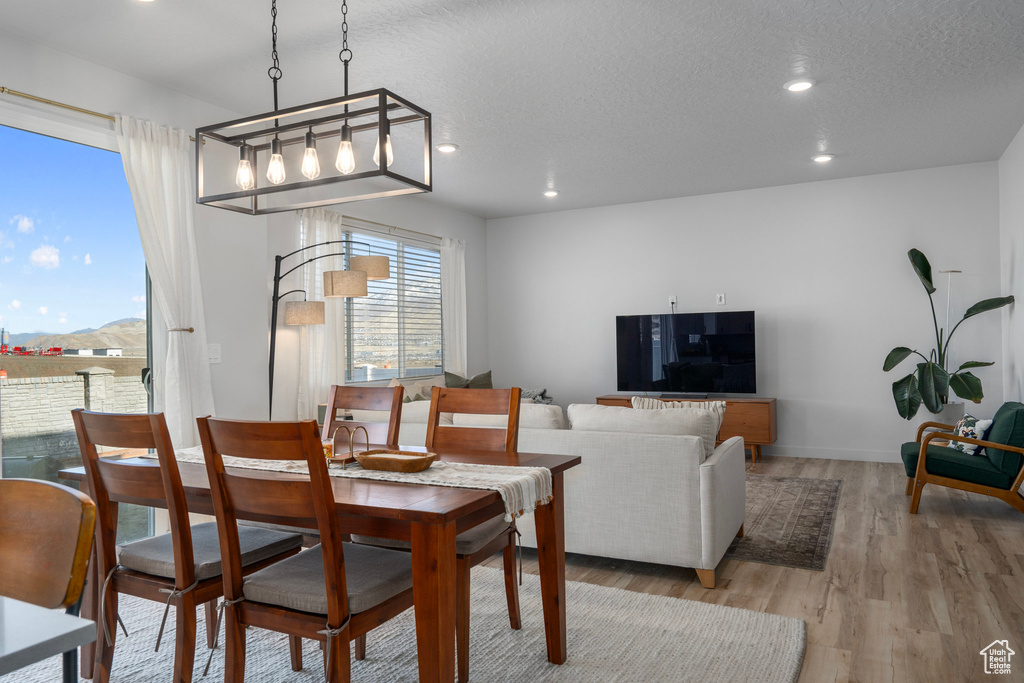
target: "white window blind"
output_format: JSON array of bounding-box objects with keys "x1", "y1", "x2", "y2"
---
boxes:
[{"x1": 344, "y1": 229, "x2": 443, "y2": 383}]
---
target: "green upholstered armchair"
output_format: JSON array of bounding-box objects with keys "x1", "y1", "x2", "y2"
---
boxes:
[{"x1": 901, "y1": 402, "x2": 1024, "y2": 514}]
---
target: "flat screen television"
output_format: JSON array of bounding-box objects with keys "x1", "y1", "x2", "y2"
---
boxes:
[{"x1": 616, "y1": 311, "x2": 756, "y2": 394}]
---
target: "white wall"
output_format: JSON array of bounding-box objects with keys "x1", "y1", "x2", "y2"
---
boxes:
[
  {"x1": 266, "y1": 195, "x2": 489, "y2": 420},
  {"x1": 999, "y1": 122, "x2": 1024, "y2": 403},
  {"x1": 487, "y1": 163, "x2": 1006, "y2": 462}
]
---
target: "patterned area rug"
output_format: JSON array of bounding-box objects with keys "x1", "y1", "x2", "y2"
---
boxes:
[
  {"x1": 725, "y1": 474, "x2": 842, "y2": 571},
  {"x1": 3, "y1": 567, "x2": 806, "y2": 683}
]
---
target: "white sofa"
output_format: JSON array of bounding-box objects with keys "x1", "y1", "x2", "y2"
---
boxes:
[{"x1": 394, "y1": 407, "x2": 746, "y2": 587}]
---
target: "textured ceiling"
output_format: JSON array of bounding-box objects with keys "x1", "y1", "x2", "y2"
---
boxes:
[{"x1": 4, "y1": 0, "x2": 1024, "y2": 219}]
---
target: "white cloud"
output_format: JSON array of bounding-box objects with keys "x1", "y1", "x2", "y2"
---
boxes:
[
  {"x1": 136, "y1": 310, "x2": 147, "y2": 320},
  {"x1": 58, "y1": 316, "x2": 68, "y2": 324},
  {"x1": 1, "y1": 255, "x2": 12, "y2": 264},
  {"x1": 10, "y1": 215, "x2": 34, "y2": 233},
  {"x1": 84, "y1": 253, "x2": 92, "y2": 265},
  {"x1": 63, "y1": 235, "x2": 71, "y2": 244},
  {"x1": 132, "y1": 295, "x2": 146, "y2": 303},
  {"x1": 30, "y1": 244, "x2": 60, "y2": 269},
  {"x1": 38, "y1": 306, "x2": 47, "y2": 315},
  {"x1": 8, "y1": 300, "x2": 21, "y2": 311}
]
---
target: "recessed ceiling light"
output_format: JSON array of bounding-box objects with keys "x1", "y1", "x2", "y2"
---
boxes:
[
  {"x1": 435, "y1": 143, "x2": 459, "y2": 153},
  {"x1": 784, "y1": 79, "x2": 815, "y2": 92},
  {"x1": 813, "y1": 154, "x2": 835, "y2": 163},
  {"x1": 544, "y1": 190, "x2": 559, "y2": 197}
]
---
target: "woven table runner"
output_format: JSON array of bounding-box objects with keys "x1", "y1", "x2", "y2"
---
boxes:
[{"x1": 169, "y1": 446, "x2": 552, "y2": 521}]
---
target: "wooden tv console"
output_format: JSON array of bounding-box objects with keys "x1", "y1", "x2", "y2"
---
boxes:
[{"x1": 594, "y1": 395, "x2": 777, "y2": 462}]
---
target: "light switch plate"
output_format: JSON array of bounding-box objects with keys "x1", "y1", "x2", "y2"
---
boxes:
[
  {"x1": 208, "y1": 343, "x2": 222, "y2": 364},
  {"x1": 716, "y1": 293, "x2": 726, "y2": 305}
]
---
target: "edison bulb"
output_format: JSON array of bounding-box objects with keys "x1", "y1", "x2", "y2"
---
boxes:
[
  {"x1": 301, "y1": 131, "x2": 321, "y2": 180},
  {"x1": 373, "y1": 133, "x2": 394, "y2": 167},
  {"x1": 235, "y1": 144, "x2": 255, "y2": 190},
  {"x1": 266, "y1": 137, "x2": 286, "y2": 185},
  {"x1": 335, "y1": 124, "x2": 356, "y2": 174}
]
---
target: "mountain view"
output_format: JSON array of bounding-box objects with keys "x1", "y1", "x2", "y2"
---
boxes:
[{"x1": 24, "y1": 318, "x2": 147, "y2": 356}]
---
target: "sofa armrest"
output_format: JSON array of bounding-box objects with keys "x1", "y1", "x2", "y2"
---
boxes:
[{"x1": 698, "y1": 436, "x2": 746, "y2": 569}]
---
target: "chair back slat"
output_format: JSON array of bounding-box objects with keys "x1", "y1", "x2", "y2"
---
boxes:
[
  {"x1": 198, "y1": 417, "x2": 351, "y2": 625},
  {"x1": 0, "y1": 479, "x2": 96, "y2": 609},
  {"x1": 72, "y1": 409, "x2": 195, "y2": 589},
  {"x1": 426, "y1": 387, "x2": 521, "y2": 454},
  {"x1": 325, "y1": 385, "x2": 403, "y2": 448}
]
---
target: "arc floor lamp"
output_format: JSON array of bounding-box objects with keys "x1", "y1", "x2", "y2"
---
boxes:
[{"x1": 269, "y1": 239, "x2": 389, "y2": 418}]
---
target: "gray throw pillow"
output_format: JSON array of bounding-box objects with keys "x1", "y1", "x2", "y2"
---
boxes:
[{"x1": 444, "y1": 370, "x2": 493, "y2": 389}]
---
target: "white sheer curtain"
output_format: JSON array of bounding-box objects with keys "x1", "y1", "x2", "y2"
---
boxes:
[
  {"x1": 114, "y1": 114, "x2": 214, "y2": 446},
  {"x1": 296, "y1": 208, "x2": 347, "y2": 420},
  {"x1": 440, "y1": 237, "x2": 467, "y2": 376}
]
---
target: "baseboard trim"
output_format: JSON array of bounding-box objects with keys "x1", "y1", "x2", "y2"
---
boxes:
[{"x1": 760, "y1": 444, "x2": 901, "y2": 464}]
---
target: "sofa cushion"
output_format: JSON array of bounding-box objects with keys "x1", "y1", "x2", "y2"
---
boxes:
[
  {"x1": 453, "y1": 403, "x2": 566, "y2": 430},
  {"x1": 392, "y1": 374, "x2": 446, "y2": 402},
  {"x1": 349, "y1": 399, "x2": 453, "y2": 425},
  {"x1": 984, "y1": 402, "x2": 1024, "y2": 476},
  {"x1": 900, "y1": 442, "x2": 1014, "y2": 489},
  {"x1": 567, "y1": 403, "x2": 719, "y2": 459},
  {"x1": 444, "y1": 370, "x2": 493, "y2": 389}
]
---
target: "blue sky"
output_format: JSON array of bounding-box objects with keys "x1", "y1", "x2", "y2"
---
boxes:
[{"x1": 0, "y1": 124, "x2": 146, "y2": 337}]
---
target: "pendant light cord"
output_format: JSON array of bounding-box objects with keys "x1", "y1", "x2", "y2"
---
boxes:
[
  {"x1": 269, "y1": 0, "x2": 283, "y2": 125},
  {"x1": 339, "y1": 0, "x2": 352, "y2": 106}
]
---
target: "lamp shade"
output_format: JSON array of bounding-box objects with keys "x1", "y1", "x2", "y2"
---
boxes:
[
  {"x1": 350, "y1": 254, "x2": 390, "y2": 280},
  {"x1": 284, "y1": 300, "x2": 325, "y2": 325},
  {"x1": 323, "y1": 270, "x2": 367, "y2": 297}
]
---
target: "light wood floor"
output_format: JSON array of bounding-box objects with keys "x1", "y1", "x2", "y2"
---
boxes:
[{"x1": 483, "y1": 456, "x2": 1024, "y2": 683}]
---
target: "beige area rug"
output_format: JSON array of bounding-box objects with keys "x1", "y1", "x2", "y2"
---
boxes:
[
  {"x1": 4, "y1": 567, "x2": 805, "y2": 683},
  {"x1": 725, "y1": 474, "x2": 842, "y2": 571}
]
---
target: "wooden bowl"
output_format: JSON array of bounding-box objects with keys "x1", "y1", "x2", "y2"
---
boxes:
[{"x1": 354, "y1": 450, "x2": 437, "y2": 473}]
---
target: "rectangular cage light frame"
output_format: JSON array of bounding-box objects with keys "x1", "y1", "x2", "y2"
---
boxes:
[{"x1": 196, "y1": 88, "x2": 431, "y2": 215}]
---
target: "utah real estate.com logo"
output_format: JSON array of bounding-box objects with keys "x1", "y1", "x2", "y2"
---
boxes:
[{"x1": 980, "y1": 640, "x2": 1015, "y2": 675}]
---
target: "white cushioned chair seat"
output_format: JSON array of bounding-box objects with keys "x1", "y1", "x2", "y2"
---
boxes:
[
  {"x1": 351, "y1": 514, "x2": 512, "y2": 556},
  {"x1": 242, "y1": 543, "x2": 413, "y2": 615},
  {"x1": 116, "y1": 522, "x2": 303, "y2": 581}
]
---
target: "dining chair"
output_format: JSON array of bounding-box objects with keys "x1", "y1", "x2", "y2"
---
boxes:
[
  {"x1": 72, "y1": 409, "x2": 305, "y2": 683},
  {"x1": 324, "y1": 384, "x2": 404, "y2": 453},
  {"x1": 0, "y1": 478, "x2": 96, "y2": 683},
  {"x1": 197, "y1": 416, "x2": 417, "y2": 683},
  {"x1": 353, "y1": 385, "x2": 523, "y2": 683}
]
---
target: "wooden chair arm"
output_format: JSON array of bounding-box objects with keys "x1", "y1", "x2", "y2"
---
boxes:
[{"x1": 916, "y1": 421, "x2": 955, "y2": 442}]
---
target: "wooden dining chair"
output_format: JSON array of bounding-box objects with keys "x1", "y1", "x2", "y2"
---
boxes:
[
  {"x1": 324, "y1": 384, "x2": 404, "y2": 453},
  {"x1": 0, "y1": 478, "x2": 96, "y2": 683},
  {"x1": 72, "y1": 409, "x2": 305, "y2": 683},
  {"x1": 353, "y1": 385, "x2": 523, "y2": 683},
  {"x1": 197, "y1": 416, "x2": 417, "y2": 683}
]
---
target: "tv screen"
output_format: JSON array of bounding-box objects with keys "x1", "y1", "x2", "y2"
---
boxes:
[{"x1": 616, "y1": 311, "x2": 756, "y2": 394}]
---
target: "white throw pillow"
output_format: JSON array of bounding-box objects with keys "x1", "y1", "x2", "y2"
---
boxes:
[
  {"x1": 630, "y1": 397, "x2": 726, "y2": 427},
  {"x1": 567, "y1": 403, "x2": 720, "y2": 458}
]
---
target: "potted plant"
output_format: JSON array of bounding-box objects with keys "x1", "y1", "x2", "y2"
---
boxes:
[{"x1": 883, "y1": 248, "x2": 1014, "y2": 420}]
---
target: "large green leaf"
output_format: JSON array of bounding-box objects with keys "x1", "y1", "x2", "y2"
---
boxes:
[
  {"x1": 908, "y1": 249, "x2": 935, "y2": 294},
  {"x1": 892, "y1": 374, "x2": 922, "y2": 420},
  {"x1": 883, "y1": 347, "x2": 914, "y2": 372},
  {"x1": 949, "y1": 371, "x2": 984, "y2": 402},
  {"x1": 916, "y1": 362, "x2": 949, "y2": 413},
  {"x1": 963, "y1": 296, "x2": 1015, "y2": 319},
  {"x1": 958, "y1": 360, "x2": 994, "y2": 371}
]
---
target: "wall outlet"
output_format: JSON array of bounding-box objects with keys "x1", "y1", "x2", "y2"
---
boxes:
[
  {"x1": 716, "y1": 293, "x2": 726, "y2": 306},
  {"x1": 208, "y1": 343, "x2": 222, "y2": 364},
  {"x1": 669, "y1": 295, "x2": 677, "y2": 307}
]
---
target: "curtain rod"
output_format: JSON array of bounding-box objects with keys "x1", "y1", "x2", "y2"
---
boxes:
[
  {"x1": 1, "y1": 86, "x2": 115, "y2": 122},
  {"x1": 1, "y1": 86, "x2": 197, "y2": 141}
]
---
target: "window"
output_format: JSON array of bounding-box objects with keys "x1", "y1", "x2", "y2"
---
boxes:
[
  {"x1": 343, "y1": 229, "x2": 443, "y2": 382},
  {"x1": 0, "y1": 122, "x2": 153, "y2": 542}
]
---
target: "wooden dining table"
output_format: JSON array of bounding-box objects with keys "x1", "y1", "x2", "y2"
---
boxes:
[{"x1": 60, "y1": 445, "x2": 580, "y2": 682}]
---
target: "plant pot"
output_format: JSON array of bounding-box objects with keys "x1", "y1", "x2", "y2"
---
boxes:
[{"x1": 930, "y1": 402, "x2": 964, "y2": 425}]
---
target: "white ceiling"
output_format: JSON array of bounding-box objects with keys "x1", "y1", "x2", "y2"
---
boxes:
[{"x1": 4, "y1": 0, "x2": 1024, "y2": 219}]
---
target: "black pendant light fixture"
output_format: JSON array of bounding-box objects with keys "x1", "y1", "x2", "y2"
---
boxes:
[{"x1": 196, "y1": 0, "x2": 432, "y2": 215}]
